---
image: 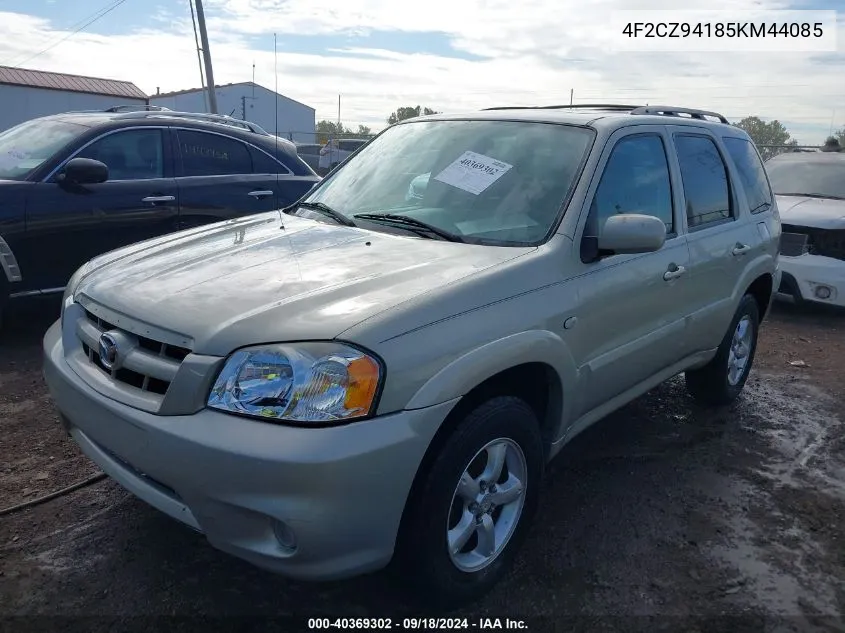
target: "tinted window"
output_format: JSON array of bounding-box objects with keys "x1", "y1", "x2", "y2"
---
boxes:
[
  {"x1": 674, "y1": 135, "x2": 731, "y2": 228},
  {"x1": 339, "y1": 140, "x2": 366, "y2": 151},
  {"x1": 297, "y1": 145, "x2": 321, "y2": 156},
  {"x1": 250, "y1": 146, "x2": 288, "y2": 174},
  {"x1": 587, "y1": 134, "x2": 673, "y2": 236},
  {"x1": 0, "y1": 118, "x2": 86, "y2": 180},
  {"x1": 723, "y1": 137, "x2": 772, "y2": 213},
  {"x1": 179, "y1": 130, "x2": 252, "y2": 176},
  {"x1": 77, "y1": 129, "x2": 164, "y2": 180},
  {"x1": 765, "y1": 158, "x2": 845, "y2": 200}
]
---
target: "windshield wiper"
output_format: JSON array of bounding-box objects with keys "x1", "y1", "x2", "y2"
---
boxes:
[
  {"x1": 776, "y1": 192, "x2": 845, "y2": 201},
  {"x1": 353, "y1": 213, "x2": 464, "y2": 242},
  {"x1": 286, "y1": 201, "x2": 356, "y2": 226}
]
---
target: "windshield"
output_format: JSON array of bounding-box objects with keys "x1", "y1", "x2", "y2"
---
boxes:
[
  {"x1": 0, "y1": 118, "x2": 87, "y2": 181},
  {"x1": 766, "y1": 159, "x2": 845, "y2": 200},
  {"x1": 302, "y1": 119, "x2": 594, "y2": 245}
]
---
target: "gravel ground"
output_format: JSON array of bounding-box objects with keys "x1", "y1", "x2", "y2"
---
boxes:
[{"x1": 1, "y1": 297, "x2": 843, "y2": 632}]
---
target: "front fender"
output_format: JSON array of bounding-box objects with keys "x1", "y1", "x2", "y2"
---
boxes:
[{"x1": 403, "y1": 329, "x2": 578, "y2": 440}]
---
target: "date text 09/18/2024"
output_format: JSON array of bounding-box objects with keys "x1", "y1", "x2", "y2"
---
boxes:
[{"x1": 307, "y1": 617, "x2": 529, "y2": 630}]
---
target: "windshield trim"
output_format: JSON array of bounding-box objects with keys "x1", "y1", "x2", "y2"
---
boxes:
[{"x1": 304, "y1": 119, "x2": 598, "y2": 248}]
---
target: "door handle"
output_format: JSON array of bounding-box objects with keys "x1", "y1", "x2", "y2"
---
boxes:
[
  {"x1": 141, "y1": 195, "x2": 175, "y2": 203},
  {"x1": 663, "y1": 264, "x2": 686, "y2": 281},
  {"x1": 732, "y1": 242, "x2": 751, "y2": 256},
  {"x1": 247, "y1": 190, "x2": 274, "y2": 199}
]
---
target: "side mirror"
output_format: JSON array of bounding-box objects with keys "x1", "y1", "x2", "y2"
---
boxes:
[
  {"x1": 60, "y1": 158, "x2": 108, "y2": 185},
  {"x1": 597, "y1": 214, "x2": 666, "y2": 254}
]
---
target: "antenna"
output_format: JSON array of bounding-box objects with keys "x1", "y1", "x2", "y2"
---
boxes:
[{"x1": 274, "y1": 33, "x2": 279, "y2": 139}]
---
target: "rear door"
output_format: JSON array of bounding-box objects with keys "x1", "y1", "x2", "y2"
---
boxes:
[
  {"x1": 19, "y1": 126, "x2": 178, "y2": 290},
  {"x1": 667, "y1": 126, "x2": 760, "y2": 353},
  {"x1": 174, "y1": 128, "x2": 291, "y2": 228}
]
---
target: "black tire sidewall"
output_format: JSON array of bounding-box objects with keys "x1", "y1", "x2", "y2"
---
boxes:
[
  {"x1": 400, "y1": 397, "x2": 544, "y2": 606},
  {"x1": 714, "y1": 294, "x2": 760, "y2": 399}
]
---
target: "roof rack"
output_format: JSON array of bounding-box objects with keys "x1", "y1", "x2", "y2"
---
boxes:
[
  {"x1": 104, "y1": 104, "x2": 172, "y2": 113},
  {"x1": 111, "y1": 110, "x2": 270, "y2": 135},
  {"x1": 482, "y1": 103, "x2": 730, "y2": 125},
  {"x1": 483, "y1": 103, "x2": 640, "y2": 112},
  {"x1": 629, "y1": 106, "x2": 729, "y2": 125}
]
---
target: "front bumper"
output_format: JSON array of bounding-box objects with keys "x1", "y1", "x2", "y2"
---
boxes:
[
  {"x1": 43, "y1": 320, "x2": 456, "y2": 580},
  {"x1": 777, "y1": 254, "x2": 845, "y2": 308}
]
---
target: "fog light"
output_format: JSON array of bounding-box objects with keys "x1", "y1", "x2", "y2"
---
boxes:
[
  {"x1": 814, "y1": 285, "x2": 832, "y2": 300},
  {"x1": 273, "y1": 519, "x2": 297, "y2": 551}
]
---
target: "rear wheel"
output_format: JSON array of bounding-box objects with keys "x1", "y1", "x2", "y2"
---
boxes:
[
  {"x1": 395, "y1": 396, "x2": 544, "y2": 608},
  {"x1": 685, "y1": 294, "x2": 760, "y2": 406}
]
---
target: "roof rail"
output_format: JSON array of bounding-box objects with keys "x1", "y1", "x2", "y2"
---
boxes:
[
  {"x1": 629, "y1": 106, "x2": 729, "y2": 125},
  {"x1": 111, "y1": 110, "x2": 270, "y2": 135},
  {"x1": 104, "y1": 104, "x2": 172, "y2": 113},
  {"x1": 483, "y1": 103, "x2": 640, "y2": 112}
]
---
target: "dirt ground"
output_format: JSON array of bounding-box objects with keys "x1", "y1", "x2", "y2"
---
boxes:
[{"x1": 1, "y1": 296, "x2": 843, "y2": 631}]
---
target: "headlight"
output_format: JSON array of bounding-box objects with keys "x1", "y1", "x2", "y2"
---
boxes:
[{"x1": 207, "y1": 343, "x2": 382, "y2": 424}]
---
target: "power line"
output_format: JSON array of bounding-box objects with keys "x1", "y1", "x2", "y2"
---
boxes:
[{"x1": 3, "y1": 0, "x2": 130, "y2": 68}]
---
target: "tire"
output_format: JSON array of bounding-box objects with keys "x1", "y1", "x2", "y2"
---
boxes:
[
  {"x1": 685, "y1": 294, "x2": 760, "y2": 406},
  {"x1": 394, "y1": 396, "x2": 544, "y2": 608}
]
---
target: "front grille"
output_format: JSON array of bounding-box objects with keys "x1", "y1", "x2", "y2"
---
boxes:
[
  {"x1": 76, "y1": 309, "x2": 191, "y2": 396},
  {"x1": 782, "y1": 224, "x2": 845, "y2": 261}
]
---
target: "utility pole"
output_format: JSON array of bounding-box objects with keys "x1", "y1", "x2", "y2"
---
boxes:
[
  {"x1": 194, "y1": 0, "x2": 218, "y2": 114},
  {"x1": 570, "y1": 88, "x2": 573, "y2": 106}
]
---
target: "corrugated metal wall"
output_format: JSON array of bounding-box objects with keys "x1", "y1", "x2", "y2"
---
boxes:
[
  {"x1": 0, "y1": 85, "x2": 146, "y2": 131},
  {"x1": 150, "y1": 84, "x2": 316, "y2": 143}
]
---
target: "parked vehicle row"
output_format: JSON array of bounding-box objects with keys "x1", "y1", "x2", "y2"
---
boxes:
[
  {"x1": 42, "y1": 104, "x2": 781, "y2": 606},
  {"x1": 766, "y1": 148, "x2": 845, "y2": 308},
  {"x1": 0, "y1": 108, "x2": 320, "y2": 327}
]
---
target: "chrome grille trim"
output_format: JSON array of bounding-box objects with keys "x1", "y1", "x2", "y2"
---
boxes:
[{"x1": 74, "y1": 308, "x2": 192, "y2": 399}]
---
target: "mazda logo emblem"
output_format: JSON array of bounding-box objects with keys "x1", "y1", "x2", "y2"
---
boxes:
[{"x1": 98, "y1": 333, "x2": 119, "y2": 370}]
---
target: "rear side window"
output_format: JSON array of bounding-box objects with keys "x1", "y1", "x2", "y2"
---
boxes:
[
  {"x1": 723, "y1": 137, "x2": 772, "y2": 214},
  {"x1": 178, "y1": 130, "x2": 252, "y2": 177},
  {"x1": 674, "y1": 135, "x2": 732, "y2": 228},
  {"x1": 587, "y1": 134, "x2": 674, "y2": 236},
  {"x1": 250, "y1": 146, "x2": 290, "y2": 174},
  {"x1": 298, "y1": 145, "x2": 320, "y2": 156}
]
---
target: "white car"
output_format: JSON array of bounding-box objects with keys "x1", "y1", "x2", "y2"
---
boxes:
[
  {"x1": 766, "y1": 150, "x2": 845, "y2": 307},
  {"x1": 318, "y1": 138, "x2": 368, "y2": 173}
]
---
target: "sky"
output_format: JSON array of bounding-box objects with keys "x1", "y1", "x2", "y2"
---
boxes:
[{"x1": 0, "y1": 0, "x2": 842, "y2": 142}]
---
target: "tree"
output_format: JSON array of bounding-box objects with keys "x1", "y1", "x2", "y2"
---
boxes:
[
  {"x1": 315, "y1": 121, "x2": 374, "y2": 144},
  {"x1": 387, "y1": 106, "x2": 440, "y2": 125},
  {"x1": 734, "y1": 116, "x2": 797, "y2": 160},
  {"x1": 834, "y1": 125, "x2": 845, "y2": 147}
]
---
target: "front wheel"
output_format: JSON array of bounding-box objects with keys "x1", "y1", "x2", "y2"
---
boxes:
[
  {"x1": 395, "y1": 396, "x2": 544, "y2": 608},
  {"x1": 685, "y1": 294, "x2": 760, "y2": 406}
]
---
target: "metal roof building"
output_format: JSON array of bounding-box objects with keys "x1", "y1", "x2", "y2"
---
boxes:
[
  {"x1": 150, "y1": 82, "x2": 316, "y2": 143},
  {"x1": 0, "y1": 65, "x2": 148, "y2": 132}
]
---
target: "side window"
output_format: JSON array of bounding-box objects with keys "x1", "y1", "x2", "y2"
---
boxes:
[
  {"x1": 586, "y1": 134, "x2": 674, "y2": 237},
  {"x1": 674, "y1": 135, "x2": 732, "y2": 228},
  {"x1": 76, "y1": 129, "x2": 164, "y2": 180},
  {"x1": 250, "y1": 146, "x2": 289, "y2": 174},
  {"x1": 178, "y1": 130, "x2": 252, "y2": 177},
  {"x1": 722, "y1": 137, "x2": 772, "y2": 214}
]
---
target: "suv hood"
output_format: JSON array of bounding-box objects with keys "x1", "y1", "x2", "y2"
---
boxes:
[
  {"x1": 76, "y1": 212, "x2": 533, "y2": 355},
  {"x1": 776, "y1": 195, "x2": 845, "y2": 230}
]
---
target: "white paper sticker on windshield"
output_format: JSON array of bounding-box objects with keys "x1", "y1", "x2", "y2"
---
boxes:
[
  {"x1": 433, "y1": 151, "x2": 513, "y2": 195},
  {"x1": 0, "y1": 149, "x2": 26, "y2": 170}
]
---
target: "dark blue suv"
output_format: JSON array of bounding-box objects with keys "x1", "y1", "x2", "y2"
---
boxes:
[{"x1": 0, "y1": 108, "x2": 320, "y2": 328}]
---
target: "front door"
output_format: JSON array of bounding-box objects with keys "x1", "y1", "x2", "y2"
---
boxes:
[
  {"x1": 19, "y1": 127, "x2": 178, "y2": 290},
  {"x1": 566, "y1": 127, "x2": 692, "y2": 418}
]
